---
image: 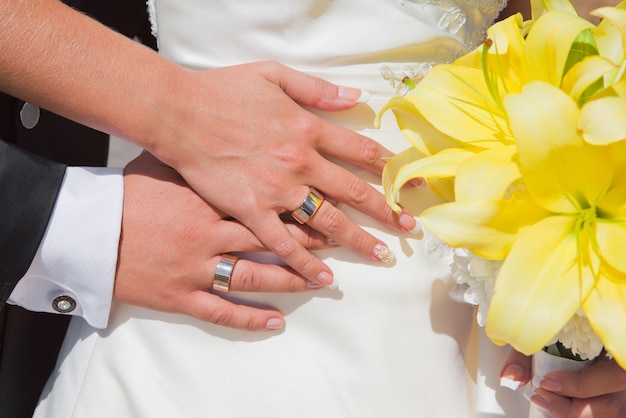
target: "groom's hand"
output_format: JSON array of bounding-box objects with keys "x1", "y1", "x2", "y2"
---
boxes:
[
  {"x1": 114, "y1": 153, "x2": 332, "y2": 331},
  {"x1": 501, "y1": 348, "x2": 626, "y2": 417}
]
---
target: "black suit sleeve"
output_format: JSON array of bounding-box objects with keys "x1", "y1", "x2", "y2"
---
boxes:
[{"x1": 0, "y1": 140, "x2": 66, "y2": 305}]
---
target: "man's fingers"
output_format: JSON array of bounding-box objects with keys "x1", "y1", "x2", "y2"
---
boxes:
[
  {"x1": 214, "y1": 219, "x2": 333, "y2": 253},
  {"x1": 207, "y1": 258, "x2": 312, "y2": 293},
  {"x1": 184, "y1": 291, "x2": 285, "y2": 331}
]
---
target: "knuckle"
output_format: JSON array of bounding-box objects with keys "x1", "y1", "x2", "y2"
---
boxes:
[
  {"x1": 272, "y1": 238, "x2": 298, "y2": 259},
  {"x1": 359, "y1": 138, "x2": 381, "y2": 165},
  {"x1": 278, "y1": 144, "x2": 309, "y2": 170},
  {"x1": 290, "y1": 113, "x2": 320, "y2": 139},
  {"x1": 237, "y1": 266, "x2": 263, "y2": 291},
  {"x1": 319, "y1": 208, "x2": 347, "y2": 235},
  {"x1": 347, "y1": 177, "x2": 369, "y2": 204},
  {"x1": 206, "y1": 306, "x2": 234, "y2": 327}
]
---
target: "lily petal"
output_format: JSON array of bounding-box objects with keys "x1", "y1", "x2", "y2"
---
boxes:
[
  {"x1": 454, "y1": 145, "x2": 520, "y2": 201},
  {"x1": 504, "y1": 81, "x2": 613, "y2": 213},
  {"x1": 522, "y1": 11, "x2": 594, "y2": 86},
  {"x1": 596, "y1": 184, "x2": 626, "y2": 274},
  {"x1": 421, "y1": 193, "x2": 546, "y2": 259},
  {"x1": 407, "y1": 66, "x2": 511, "y2": 146},
  {"x1": 383, "y1": 148, "x2": 474, "y2": 211},
  {"x1": 583, "y1": 277, "x2": 626, "y2": 369},
  {"x1": 561, "y1": 56, "x2": 617, "y2": 103},
  {"x1": 486, "y1": 216, "x2": 592, "y2": 355},
  {"x1": 378, "y1": 96, "x2": 462, "y2": 155},
  {"x1": 530, "y1": 0, "x2": 578, "y2": 21},
  {"x1": 580, "y1": 96, "x2": 626, "y2": 145}
]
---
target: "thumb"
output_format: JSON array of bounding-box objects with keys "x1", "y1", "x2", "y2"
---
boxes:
[{"x1": 264, "y1": 62, "x2": 370, "y2": 111}]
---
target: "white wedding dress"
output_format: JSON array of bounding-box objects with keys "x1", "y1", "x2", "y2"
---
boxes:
[{"x1": 36, "y1": 1, "x2": 529, "y2": 416}]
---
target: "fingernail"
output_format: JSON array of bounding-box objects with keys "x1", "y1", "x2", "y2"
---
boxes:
[
  {"x1": 523, "y1": 389, "x2": 550, "y2": 412},
  {"x1": 500, "y1": 364, "x2": 524, "y2": 391},
  {"x1": 408, "y1": 177, "x2": 427, "y2": 188},
  {"x1": 338, "y1": 86, "x2": 370, "y2": 103},
  {"x1": 307, "y1": 281, "x2": 324, "y2": 289},
  {"x1": 317, "y1": 271, "x2": 338, "y2": 290},
  {"x1": 265, "y1": 318, "x2": 284, "y2": 330},
  {"x1": 327, "y1": 238, "x2": 340, "y2": 247},
  {"x1": 532, "y1": 376, "x2": 562, "y2": 392},
  {"x1": 400, "y1": 213, "x2": 422, "y2": 234},
  {"x1": 373, "y1": 243, "x2": 395, "y2": 264}
]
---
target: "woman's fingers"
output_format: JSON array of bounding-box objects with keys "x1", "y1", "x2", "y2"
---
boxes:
[
  {"x1": 303, "y1": 201, "x2": 395, "y2": 264},
  {"x1": 532, "y1": 387, "x2": 625, "y2": 418},
  {"x1": 305, "y1": 154, "x2": 418, "y2": 233},
  {"x1": 500, "y1": 348, "x2": 533, "y2": 390}
]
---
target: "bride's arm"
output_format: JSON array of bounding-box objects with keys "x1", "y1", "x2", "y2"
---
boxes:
[{"x1": 0, "y1": 0, "x2": 418, "y2": 286}]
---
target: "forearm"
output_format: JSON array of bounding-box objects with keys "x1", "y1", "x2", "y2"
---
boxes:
[{"x1": 0, "y1": 0, "x2": 181, "y2": 152}]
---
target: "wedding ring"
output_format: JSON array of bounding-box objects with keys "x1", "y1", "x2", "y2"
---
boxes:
[
  {"x1": 212, "y1": 254, "x2": 239, "y2": 293},
  {"x1": 291, "y1": 187, "x2": 324, "y2": 224}
]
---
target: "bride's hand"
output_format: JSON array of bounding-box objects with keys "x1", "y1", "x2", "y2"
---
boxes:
[
  {"x1": 501, "y1": 349, "x2": 626, "y2": 417},
  {"x1": 147, "y1": 61, "x2": 418, "y2": 286},
  {"x1": 0, "y1": 0, "x2": 412, "y2": 286},
  {"x1": 114, "y1": 153, "x2": 334, "y2": 331}
]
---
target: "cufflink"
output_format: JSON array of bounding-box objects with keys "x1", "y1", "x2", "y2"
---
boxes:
[
  {"x1": 52, "y1": 294, "x2": 77, "y2": 313},
  {"x1": 19, "y1": 102, "x2": 40, "y2": 129}
]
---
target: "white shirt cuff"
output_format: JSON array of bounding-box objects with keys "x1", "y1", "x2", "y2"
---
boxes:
[{"x1": 8, "y1": 166, "x2": 123, "y2": 329}]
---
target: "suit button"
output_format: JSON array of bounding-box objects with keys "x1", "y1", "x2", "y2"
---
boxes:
[
  {"x1": 52, "y1": 294, "x2": 77, "y2": 313},
  {"x1": 19, "y1": 102, "x2": 40, "y2": 129}
]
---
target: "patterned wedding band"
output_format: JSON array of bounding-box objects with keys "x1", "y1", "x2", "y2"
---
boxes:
[
  {"x1": 212, "y1": 254, "x2": 239, "y2": 293},
  {"x1": 291, "y1": 187, "x2": 324, "y2": 224}
]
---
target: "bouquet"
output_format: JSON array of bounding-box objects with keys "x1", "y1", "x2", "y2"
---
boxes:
[{"x1": 379, "y1": 0, "x2": 626, "y2": 412}]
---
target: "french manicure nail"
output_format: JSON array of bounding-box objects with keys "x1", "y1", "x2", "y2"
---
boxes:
[
  {"x1": 307, "y1": 281, "x2": 324, "y2": 289},
  {"x1": 500, "y1": 364, "x2": 524, "y2": 391},
  {"x1": 398, "y1": 207, "x2": 422, "y2": 235},
  {"x1": 532, "y1": 376, "x2": 562, "y2": 392},
  {"x1": 338, "y1": 86, "x2": 370, "y2": 103},
  {"x1": 500, "y1": 376, "x2": 521, "y2": 391},
  {"x1": 523, "y1": 389, "x2": 550, "y2": 412},
  {"x1": 373, "y1": 243, "x2": 395, "y2": 264},
  {"x1": 265, "y1": 318, "x2": 284, "y2": 330}
]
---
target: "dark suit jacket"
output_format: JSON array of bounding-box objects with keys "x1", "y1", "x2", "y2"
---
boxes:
[{"x1": 0, "y1": 1, "x2": 156, "y2": 416}]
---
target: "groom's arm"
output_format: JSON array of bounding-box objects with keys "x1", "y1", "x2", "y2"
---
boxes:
[{"x1": 0, "y1": 141, "x2": 65, "y2": 306}]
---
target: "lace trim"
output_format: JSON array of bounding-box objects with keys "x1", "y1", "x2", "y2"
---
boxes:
[
  {"x1": 383, "y1": 0, "x2": 508, "y2": 94},
  {"x1": 146, "y1": 0, "x2": 158, "y2": 37}
]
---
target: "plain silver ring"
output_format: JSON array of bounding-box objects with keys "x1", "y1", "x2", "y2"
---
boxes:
[{"x1": 212, "y1": 254, "x2": 239, "y2": 293}]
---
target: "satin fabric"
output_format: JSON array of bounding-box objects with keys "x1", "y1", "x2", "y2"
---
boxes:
[{"x1": 36, "y1": 1, "x2": 529, "y2": 416}]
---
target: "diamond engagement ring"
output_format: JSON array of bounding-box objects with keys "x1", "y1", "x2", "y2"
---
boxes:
[
  {"x1": 291, "y1": 187, "x2": 324, "y2": 224},
  {"x1": 212, "y1": 254, "x2": 239, "y2": 293}
]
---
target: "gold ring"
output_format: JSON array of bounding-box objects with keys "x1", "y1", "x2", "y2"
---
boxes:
[
  {"x1": 291, "y1": 187, "x2": 324, "y2": 224},
  {"x1": 212, "y1": 254, "x2": 239, "y2": 293}
]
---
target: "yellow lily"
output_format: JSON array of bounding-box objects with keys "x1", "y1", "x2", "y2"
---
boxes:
[
  {"x1": 481, "y1": 81, "x2": 626, "y2": 368},
  {"x1": 380, "y1": 4, "x2": 603, "y2": 211}
]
